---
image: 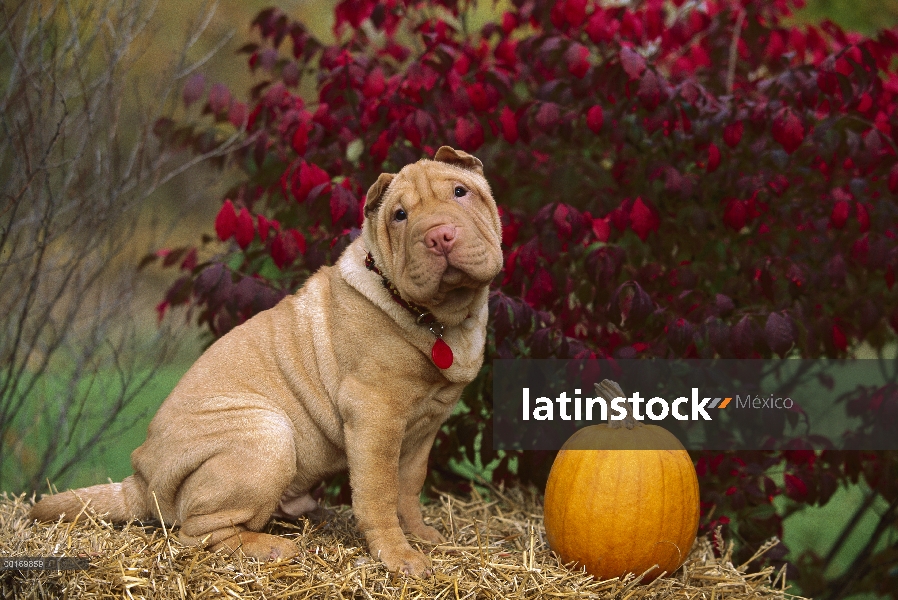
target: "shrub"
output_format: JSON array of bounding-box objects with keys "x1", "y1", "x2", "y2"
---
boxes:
[{"x1": 153, "y1": 0, "x2": 898, "y2": 594}]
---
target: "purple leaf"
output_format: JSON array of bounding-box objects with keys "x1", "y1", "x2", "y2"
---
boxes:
[
  {"x1": 765, "y1": 312, "x2": 795, "y2": 357},
  {"x1": 183, "y1": 73, "x2": 206, "y2": 107}
]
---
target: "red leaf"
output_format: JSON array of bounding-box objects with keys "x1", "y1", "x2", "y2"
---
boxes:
[
  {"x1": 620, "y1": 10, "x2": 643, "y2": 40},
  {"x1": 553, "y1": 204, "x2": 572, "y2": 237},
  {"x1": 370, "y1": 130, "x2": 391, "y2": 163},
  {"x1": 832, "y1": 324, "x2": 848, "y2": 352},
  {"x1": 291, "y1": 121, "x2": 311, "y2": 155},
  {"x1": 535, "y1": 102, "x2": 561, "y2": 129},
  {"x1": 499, "y1": 106, "x2": 519, "y2": 143},
  {"x1": 586, "y1": 105, "x2": 604, "y2": 133},
  {"x1": 183, "y1": 73, "x2": 206, "y2": 107},
  {"x1": 629, "y1": 197, "x2": 659, "y2": 240},
  {"x1": 610, "y1": 199, "x2": 631, "y2": 230},
  {"x1": 156, "y1": 300, "x2": 170, "y2": 323},
  {"x1": 518, "y1": 238, "x2": 539, "y2": 275},
  {"x1": 454, "y1": 117, "x2": 484, "y2": 151},
  {"x1": 889, "y1": 164, "x2": 898, "y2": 193},
  {"x1": 817, "y1": 69, "x2": 839, "y2": 94},
  {"x1": 887, "y1": 265, "x2": 895, "y2": 290},
  {"x1": 723, "y1": 199, "x2": 747, "y2": 231},
  {"x1": 586, "y1": 9, "x2": 616, "y2": 44},
  {"x1": 620, "y1": 47, "x2": 646, "y2": 80},
  {"x1": 330, "y1": 185, "x2": 353, "y2": 224},
  {"x1": 566, "y1": 44, "x2": 590, "y2": 79},
  {"x1": 258, "y1": 215, "x2": 271, "y2": 241},
  {"x1": 403, "y1": 114, "x2": 423, "y2": 148},
  {"x1": 466, "y1": 82, "x2": 490, "y2": 112},
  {"x1": 723, "y1": 121, "x2": 743, "y2": 147},
  {"x1": 856, "y1": 202, "x2": 870, "y2": 232},
  {"x1": 610, "y1": 281, "x2": 653, "y2": 327},
  {"x1": 830, "y1": 200, "x2": 850, "y2": 229},
  {"x1": 271, "y1": 230, "x2": 305, "y2": 269},
  {"x1": 564, "y1": 0, "x2": 587, "y2": 27},
  {"x1": 215, "y1": 200, "x2": 238, "y2": 241},
  {"x1": 707, "y1": 143, "x2": 721, "y2": 172},
  {"x1": 363, "y1": 68, "x2": 386, "y2": 98},
  {"x1": 772, "y1": 110, "x2": 805, "y2": 154},
  {"x1": 501, "y1": 11, "x2": 517, "y2": 34},
  {"x1": 525, "y1": 268, "x2": 555, "y2": 307},
  {"x1": 784, "y1": 473, "x2": 808, "y2": 499},
  {"x1": 293, "y1": 162, "x2": 331, "y2": 202},
  {"x1": 637, "y1": 70, "x2": 664, "y2": 111},
  {"x1": 592, "y1": 217, "x2": 610, "y2": 241},
  {"x1": 499, "y1": 207, "x2": 520, "y2": 246},
  {"x1": 291, "y1": 229, "x2": 307, "y2": 255},
  {"x1": 228, "y1": 102, "x2": 247, "y2": 128},
  {"x1": 180, "y1": 248, "x2": 198, "y2": 272},
  {"x1": 495, "y1": 39, "x2": 518, "y2": 68},
  {"x1": 786, "y1": 263, "x2": 805, "y2": 290},
  {"x1": 645, "y1": 6, "x2": 663, "y2": 38},
  {"x1": 235, "y1": 207, "x2": 255, "y2": 249},
  {"x1": 852, "y1": 234, "x2": 869, "y2": 264}
]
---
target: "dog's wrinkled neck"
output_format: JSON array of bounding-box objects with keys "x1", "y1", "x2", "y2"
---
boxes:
[{"x1": 364, "y1": 252, "x2": 442, "y2": 329}]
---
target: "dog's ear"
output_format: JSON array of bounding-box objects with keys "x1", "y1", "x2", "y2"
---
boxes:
[
  {"x1": 433, "y1": 146, "x2": 483, "y2": 175},
  {"x1": 364, "y1": 173, "x2": 395, "y2": 218}
]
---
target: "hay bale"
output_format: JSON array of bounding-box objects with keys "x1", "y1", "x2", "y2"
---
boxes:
[{"x1": 2, "y1": 487, "x2": 803, "y2": 599}]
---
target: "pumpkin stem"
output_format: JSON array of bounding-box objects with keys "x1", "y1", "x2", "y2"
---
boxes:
[{"x1": 594, "y1": 379, "x2": 640, "y2": 429}]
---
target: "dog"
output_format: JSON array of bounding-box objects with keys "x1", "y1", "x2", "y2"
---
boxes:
[{"x1": 30, "y1": 146, "x2": 503, "y2": 577}]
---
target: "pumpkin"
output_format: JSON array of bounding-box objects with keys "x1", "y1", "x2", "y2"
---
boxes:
[{"x1": 543, "y1": 380, "x2": 700, "y2": 584}]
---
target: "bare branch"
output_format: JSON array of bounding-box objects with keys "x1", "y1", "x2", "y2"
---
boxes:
[{"x1": 0, "y1": 0, "x2": 232, "y2": 492}]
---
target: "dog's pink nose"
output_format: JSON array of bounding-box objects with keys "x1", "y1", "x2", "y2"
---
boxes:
[{"x1": 425, "y1": 225, "x2": 457, "y2": 255}]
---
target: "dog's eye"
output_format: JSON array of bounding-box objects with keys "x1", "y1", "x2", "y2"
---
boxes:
[
  {"x1": 394, "y1": 208, "x2": 407, "y2": 221},
  {"x1": 454, "y1": 186, "x2": 467, "y2": 198}
]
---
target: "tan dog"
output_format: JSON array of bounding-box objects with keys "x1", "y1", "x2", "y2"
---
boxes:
[{"x1": 30, "y1": 146, "x2": 503, "y2": 576}]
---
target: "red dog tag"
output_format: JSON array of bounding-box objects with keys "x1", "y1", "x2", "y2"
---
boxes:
[{"x1": 431, "y1": 338, "x2": 454, "y2": 369}]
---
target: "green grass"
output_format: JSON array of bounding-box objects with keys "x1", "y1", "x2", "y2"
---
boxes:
[
  {"x1": 7, "y1": 361, "x2": 193, "y2": 495},
  {"x1": 775, "y1": 482, "x2": 894, "y2": 600},
  {"x1": 67, "y1": 363, "x2": 193, "y2": 488}
]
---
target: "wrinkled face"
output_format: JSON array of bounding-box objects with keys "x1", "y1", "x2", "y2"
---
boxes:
[{"x1": 363, "y1": 147, "x2": 503, "y2": 325}]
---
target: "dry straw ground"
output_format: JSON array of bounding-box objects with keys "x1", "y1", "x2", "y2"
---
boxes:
[{"x1": 2, "y1": 487, "x2": 803, "y2": 599}]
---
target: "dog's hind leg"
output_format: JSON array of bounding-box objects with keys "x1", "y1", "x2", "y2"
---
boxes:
[{"x1": 173, "y1": 418, "x2": 300, "y2": 561}]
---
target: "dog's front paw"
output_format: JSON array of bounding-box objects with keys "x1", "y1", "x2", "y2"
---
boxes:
[
  {"x1": 368, "y1": 528, "x2": 434, "y2": 577},
  {"x1": 378, "y1": 545, "x2": 433, "y2": 577}
]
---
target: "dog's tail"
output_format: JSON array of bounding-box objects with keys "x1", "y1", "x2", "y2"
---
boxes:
[{"x1": 29, "y1": 476, "x2": 150, "y2": 523}]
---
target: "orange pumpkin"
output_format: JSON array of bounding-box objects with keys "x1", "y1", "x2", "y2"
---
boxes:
[{"x1": 543, "y1": 397, "x2": 700, "y2": 583}]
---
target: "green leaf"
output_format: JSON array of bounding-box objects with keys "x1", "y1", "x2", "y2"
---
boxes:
[{"x1": 346, "y1": 138, "x2": 364, "y2": 163}]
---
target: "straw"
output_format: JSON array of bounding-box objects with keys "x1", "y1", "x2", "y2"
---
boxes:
[{"x1": 1, "y1": 488, "x2": 807, "y2": 599}]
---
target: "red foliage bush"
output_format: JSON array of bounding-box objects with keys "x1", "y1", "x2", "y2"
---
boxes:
[{"x1": 148, "y1": 0, "x2": 898, "y2": 594}]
